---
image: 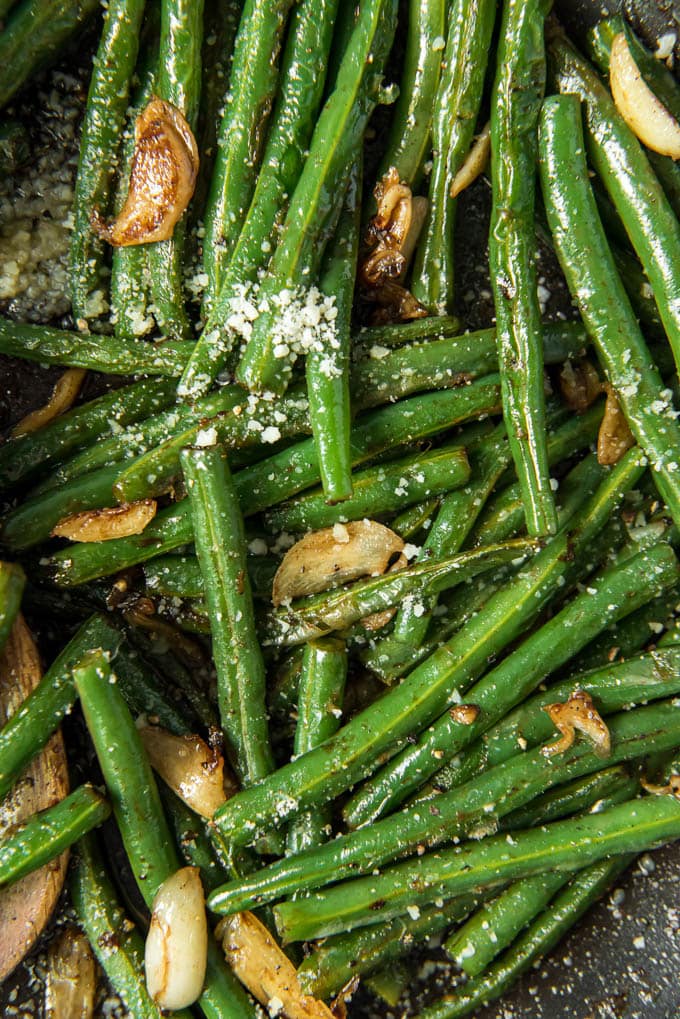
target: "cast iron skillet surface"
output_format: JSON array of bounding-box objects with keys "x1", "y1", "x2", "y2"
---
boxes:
[{"x1": 1, "y1": 1, "x2": 680, "y2": 1015}]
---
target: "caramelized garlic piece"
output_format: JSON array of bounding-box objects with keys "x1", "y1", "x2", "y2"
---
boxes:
[{"x1": 94, "y1": 98, "x2": 198, "y2": 246}]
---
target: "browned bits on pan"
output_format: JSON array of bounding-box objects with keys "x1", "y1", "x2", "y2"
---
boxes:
[
  {"x1": 93, "y1": 98, "x2": 199, "y2": 246},
  {"x1": 558, "y1": 357, "x2": 602, "y2": 413}
]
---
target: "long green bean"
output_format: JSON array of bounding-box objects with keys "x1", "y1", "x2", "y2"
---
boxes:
[
  {"x1": 235, "y1": 0, "x2": 398, "y2": 393},
  {"x1": 487, "y1": 0, "x2": 556, "y2": 537},
  {"x1": 71, "y1": 834, "x2": 183, "y2": 1019},
  {"x1": 539, "y1": 91, "x2": 680, "y2": 529},
  {"x1": 378, "y1": 0, "x2": 445, "y2": 187},
  {"x1": 273, "y1": 791, "x2": 680, "y2": 941},
  {"x1": 74, "y1": 651, "x2": 255, "y2": 1019},
  {"x1": 145, "y1": 0, "x2": 204, "y2": 340},
  {"x1": 181, "y1": 444, "x2": 273, "y2": 785},
  {"x1": 0, "y1": 784, "x2": 110, "y2": 890},
  {"x1": 422, "y1": 857, "x2": 631, "y2": 1019},
  {"x1": 342, "y1": 493, "x2": 668, "y2": 829},
  {"x1": 412, "y1": 0, "x2": 497, "y2": 313},
  {"x1": 305, "y1": 158, "x2": 360, "y2": 504},
  {"x1": 201, "y1": 0, "x2": 294, "y2": 305},
  {"x1": 287, "y1": 638, "x2": 347, "y2": 853},
  {"x1": 69, "y1": 0, "x2": 146, "y2": 324},
  {"x1": 0, "y1": 562, "x2": 25, "y2": 654},
  {"x1": 0, "y1": 378, "x2": 176, "y2": 493}
]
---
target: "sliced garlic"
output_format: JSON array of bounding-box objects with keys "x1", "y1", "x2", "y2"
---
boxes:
[
  {"x1": 597, "y1": 384, "x2": 635, "y2": 466},
  {"x1": 610, "y1": 32, "x2": 680, "y2": 159},
  {"x1": 218, "y1": 910, "x2": 333, "y2": 1019},
  {"x1": 272, "y1": 520, "x2": 405, "y2": 607},
  {"x1": 450, "y1": 121, "x2": 491, "y2": 198},
  {"x1": 45, "y1": 926, "x2": 96, "y2": 1019},
  {"x1": 94, "y1": 98, "x2": 199, "y2": 246},
  {"x1": 145, "y1": 866, "x2": 208, "y2": 1011},
  {"x1": 51, "y1": 500, "x2": 157, "y2": 542},
  {"x1": 12, "y1": 368, "x2": 86, "y2": 438},
  {"x1": 542, "y1": 689, "x2": 611, "y2": 758},
  {"x1": 139, "y1": 725, "x2": 236, "y2": 819}
]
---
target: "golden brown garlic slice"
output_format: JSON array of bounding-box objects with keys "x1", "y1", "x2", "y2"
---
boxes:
[
  {"x1": 94, "y1": 98, "x2": 198, "y2": 246},
  {"x1": 450, "y1": 122, "x2": 491, "y2": 199},
  {"x1": 12, "y1": 368, "x2": 86, "y2": 438},
  {"x1": 218, "y1": 910, "x2": 334, "y2": 1019},
  {"x1": 541, "y1": 689, "x2": 611, "y2": 758},
  {"x1": 597, "y1": 384, "x2": 635, "y2": 466},
  {"x1": 51, "y1": 499, "x2": 157, "y2": 542},
  {"x1": 272, "y1": 520, "x2": 406, "y2": 607},
  {"x1": 45, "y1": 926, "x2": 96, "y2": 1019},
  {"x1": 139, "y1": 725, "x2": 236, "y2": 819}
]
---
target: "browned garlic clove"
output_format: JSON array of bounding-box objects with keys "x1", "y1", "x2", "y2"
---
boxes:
[
  {"x1": 51, "y1": 500, "x2": 157, "y2": 542},
  {"x1": 139, "y1": 725, "x2": 236, "y2": 819},
  {"x1": 272, "y1": 520, "x2": 406, "y2": 607},
  {"x1": 94, "y1": 98, "x2": 199, "y2": 247},
  {"x1": 45, "y1": 926, "x2": 96, "y2": 1019},
  {"x1": 12, "y1": 368, "x2": 86, "y2": 438},
  {"x1": 145, "y1": 867, "x2": 208, "y2": 1011}
]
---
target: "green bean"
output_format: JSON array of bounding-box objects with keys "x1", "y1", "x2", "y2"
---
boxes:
[
  {"x1": 287, "y1": 638, "x2": 347, "y2": 854},
  {"x1": 265, "y1": 442, "x2": 471, "y2": 534},
  {"x1": 181, "y1": 444, "x2": 273, "y2": 785},
  {"x1": 201, "y1": 0, "x2": 295, "y2": 306},
  {"x1": 265, "y1": 540, "x2": 537, "y2": 648},
  {"x1": 235, "y1": 0, "x2": 398, "y2": 394},
  {"x1": 0, "y1": 615, "x2": 123, "y2": 800},
  {"x1": 376, "y1": 424, "x2": 512, "y2": 662},
  {"x1": 566, "y1": 588, "x2": 679, "y2": 675},
  {"x1": 210, "y1": 452, "x2": 645, "y2": 847},
  {"x1": 0, "y1": 0, "x2": 100, "y2": 110},
  {"x1": 423, "y1": 857, "x2": 631, "y2": 1019},
  {"x1": 71, "y1": 834, "x2": 181, "y2": 1019},
  {"x1": 109, "y1": 29, "x2": 157, "y2": 343},
  {"x1": 357, "y1": 314, "x2": 462, "y2": 348},
  {"x1": 274, "y1": 788, "x2": 680, "y2": 942},
  {"x1": 35, "y1": 381, "x2": 263, "y2": 494},
  {"x1": 298, "y1": 895, "x2": 480, "y2": 999},
  {"x1": 160, "y1": 785, "x2": 230, "y2": 894},
  {"x1": 343, "y1": 536, "x2": 674, "y2": 828},
  {"x1": 114, "y1": 382, "x2": 311, "y2": 503},
  {"x1": 501, "y1": 765, "x2": 639, "y2": 833},
  {"x1": 391, "y1": 498, "x2": 441, "y2": 539},
  {"x1": 378, "y1": 0, "x2": 445, "y2": 187},
  {"x1": 305, "y1": 159, "x2": 360, "y2": 504},
  {"x1": 548, "y1": 36, "x2": 680, "y2": 381},
  {"x1": 0, "y1": 784, "x2": 110, "y2": 890},
  {"x1": 70, "y1": 0, "x2": 146, "y2": 324},
  {"x1": 74, "y1": 653, "x2": 255, "y2": 1019},
  {"x1": 0, "y1": 562, "x2": 25, "y2": 653},
  {"x1": 412, "y1": 0, "x2": 497, "y2": 313},
  {"x1": 539, "y1": 91, "x2": 680, "y2": 529},
  {"x1": 110, "y1": 644, "x2": 193, "y2": 735},
  {"x1": 0, "y1": 378, "x2": 176, "y2": 493},
  {"x1": 143, "y1": 552, "x2": 277, "y2": 603},
  {"x1": 0, "y1": 316, "x2": 193, "y2": 375},
  {"x1": 351, "y1": 319, "x2": 587, "y2": 411},
  {"x1": 211, "y1": 698, "x2": 680, "y2": 921},
  {"x1": 487, "y1": 0, "x2": 555, "y2": 537},
  {"x1": 180, "y1": 0, "x2": 341, "y2": 395},
  {"x1": 145, "y1": 0, "x2": 204, "y2": 340}
]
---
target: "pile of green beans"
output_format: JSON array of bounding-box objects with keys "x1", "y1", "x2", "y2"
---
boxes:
[{"x1": 3, "y1": 4, "x2": 680, "y2": 1018}]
